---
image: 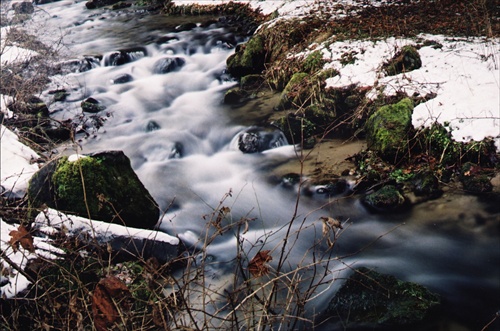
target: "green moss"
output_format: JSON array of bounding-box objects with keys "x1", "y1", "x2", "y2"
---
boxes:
[
  {"x1": 302, "y1": 50, "x2": 326, "y2": 73},
  {"x1": 328, "y1": 267, "x2": 440, "y2": 326},
  {"x1": 48, "y1": 152, "x2": 159, "y2": 228},
  {"x1": 365, "y1": 98, "x2": 414, "y2": 162},
  {"x1": 226, "y1": 35, "x2": 266, "y2": 78},
  {"x1": 277, "y1": 72, "x2": 309, "y2": 109},
  {"x1": 362, "y1": 185, "x2": 406, "y2": 211}
]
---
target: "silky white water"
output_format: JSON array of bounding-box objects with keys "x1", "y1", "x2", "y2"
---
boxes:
[{"x1": 22, "y1": 1, "x2": 500, "y2": 329}]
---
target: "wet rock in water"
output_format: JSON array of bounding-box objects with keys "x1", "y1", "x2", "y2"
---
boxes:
[
  {"x1": 146, "y1": 120, "x2": 161, "y2": 132},
  {"x1": 12, "y1": 2, "x2": 34, "y2": 14},
  {"x1": 315, "y1": 179, "x2": 349, "y2": 196},
  {"x1": 226, "y1": 35, "x2": 266, "y2": 79},
  {"x1": 103, "y1": 47, "x2": 147, "y2": 66},
  {"x1": 168, "y1": 142, "x2": 183, "y2": 159},
  {"x1": 325, "y1": 267, "x2": 440, "y2": 327},
  {"x1": 362, "y1": 184, "x2": 407, "y2": 212},
  {"x1": 156, "y1": 35, "x2": 179, "y2": 45},
  {"x1": 85, "y1": 0, "x2": 121, "y2": 9},
  {"x1": 111, "y1": 2, "x2": 131, "y2": 10},
  {"x1": 237, "y1": 127, "x2": 288, "y2": 153},
  {"x1": 460, "y1": 162, "x2": 493, "y2": 194},
  {"x1": 49, "y1": 89, "x2": 70, "y2": 102},
  {"x1": 175, "y1": 22, "x2": 198, "y2": 32},
  {"x1": 56, "y1": 56, "x2": 101, "y2": 74},
  {"x1": 152, "y1": 57, "x2": 186, "y2": 74},
  {"x1": 383, "y1": 45, "x2": 422, "y2": 76},
  {"x1": 223, "y1": 87, "x2": 248, "y2": 105},
  {"x1": 365, "y1": 98, "x2": 413, "y2": 163},
  {"x1": 111, "y1": 73, "x2": 133, "y2": 84},
  {"x1": 28, "y1": 151, "x2": 160, "y2": 229},
  {"x1": 412, "y1": 170, "x2": 442, "y2": 199},
  {"x1": 81, "y1": 97, "x2": 106, "y2": 113},
  {"x1": 279, "y1": 173, "x2": 301, "y2": 188}
]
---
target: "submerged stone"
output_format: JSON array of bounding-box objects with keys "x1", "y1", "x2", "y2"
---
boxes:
[
  {"x1": 28, "y1": 151, "x2": 159, "y2": 229},
  {"x1": 326, "y1": 267, "x2": 440, "y2": 327},
  {"x1": 111, "y1": 73, "x2": 133, "y2": 84}
]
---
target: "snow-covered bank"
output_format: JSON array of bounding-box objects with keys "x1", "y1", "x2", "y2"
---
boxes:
[
  {"x1": 0, "y1": 124, "x2": 40, "y2": 199},
  {"x1": 0, "y1": 217, "x2": 65, "y2": 298},
  {"x1": 320, "y1": 35, "x2": 500, "y2": 146},
  {"x1": 1, "y1": 208, "x2": 179, "y2": 298}
]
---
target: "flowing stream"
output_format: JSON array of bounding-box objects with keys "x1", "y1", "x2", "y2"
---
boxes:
[{"x1": 24, "y1": 1, "x2": 500, "y2": 330}]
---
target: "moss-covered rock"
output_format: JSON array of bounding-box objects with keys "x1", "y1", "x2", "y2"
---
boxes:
[
  {"x1": 411, "y1": 170, "x2": 442, "y2": 198},
  {"x1": 226, "y1": 35, "x2": 266, "y2": 79},
  {"x1": 277, "y1": 72, "x2": 309, "y2": 109},
  {"x1": 223, "y1": 87, "x2": 248, "y2": 105},
  {"x1": 362, "y1": 184, "x2": 407, "y2": 212},
  {"x1": 326, "y1": 267, "x2": 440, "y2": 327},
  {"x1": 302, "y1": 50, "x2": 326, "y2": 74},
  {"x1": 240, "y1": 74, "x2": 264, "y2": 89},
  {"x1": 365, "y1": 98, "x2": 414, "y2": 162},
  {"x1": 383, "y1": 45, "x2": 422, "y2": 76},
  {"x1": 28, "y1": 151, "x2": 159, "y2": 229}
]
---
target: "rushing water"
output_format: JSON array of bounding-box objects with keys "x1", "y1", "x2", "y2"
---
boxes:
[{"x1": 25, "y1": 1, "x2": 500, "y2": 330}]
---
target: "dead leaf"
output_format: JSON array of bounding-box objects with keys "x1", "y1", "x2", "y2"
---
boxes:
[
  {"x1": 320, "y1": 217, "x2": 343, "y2": 248},
  {"x1": 248, "y1": 250, "x2": 272, "y2": 278},
  {"x1": 9, "y1": 225, "x2": 35, "y2": 253},
  {"x1": 92, "y1": 276, "x2": 132, "y2": 331}
]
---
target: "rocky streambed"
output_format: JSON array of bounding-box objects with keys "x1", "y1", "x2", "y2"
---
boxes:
[{"x1": 1, "y1": 1, "x2": 499, "y2": 330}]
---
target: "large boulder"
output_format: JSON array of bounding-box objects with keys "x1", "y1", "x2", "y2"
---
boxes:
[
  {"x1": 326, "y1": 267, "x2": 440, "y2": 328},
  {"x1": 28, "y1": 151, "x2": 159, "y2": 229},
  {"x1": 226, "y1": 35, "x2": 266, "y2": 79},
  {"x1": 365, "y1": 98, "x2": 414, "y2": 162}
]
